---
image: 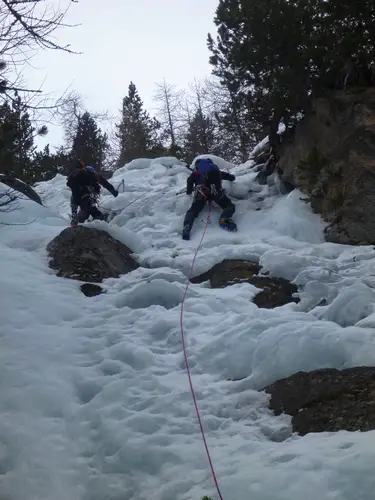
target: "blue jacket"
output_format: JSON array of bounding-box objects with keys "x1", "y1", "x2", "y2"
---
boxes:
[{"x1": 186, "y1": 159, "x2": 235, "y2": 195}]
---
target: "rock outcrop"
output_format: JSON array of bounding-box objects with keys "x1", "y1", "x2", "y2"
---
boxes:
[
  {"x1": 47, "y1": 227, "x2": 139, "y2": 289},
  {"x1": 264, "y1": 367, "x2": 375, "y2": 435},
  {"x1": 80, "y1": 283, "x2": 104, "y2": 297},
  {"x1": 191, "y1": 259, "x2": 299, "y2": 309},
  {"x1": 278, "y1": 87, "x2": 375, "y2": 245},
  {"x1": 0, "y1": 174, "x2": 43, "y2": 205}
]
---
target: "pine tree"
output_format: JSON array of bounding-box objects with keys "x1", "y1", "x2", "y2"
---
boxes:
[
  {"x1": 202, "y1": 78, "x2": 261, "y2": 162},
  {"x1": 32, "y1": 145, "x2": 71, "y2": 182},
  {"x1": 209, "y1": 0, "x2": 313, "y2": 111},
  {"x1": 183, "y1": 110, "x2": 216, "y2": 162},
  {"x1": 116, "y1": 82, "x2": 163, "y2": 166},
  {"x1": 0, "y1": 96, "x2": 41, "y2": 183},
  {"x1": 214, "y1": 91, "x2": 262, "y2": 162},
  {"x1": 208, "y1": 0, "x2": 375, "y2": 153},
  {"x1": 71, "y1": 111, "x2": 109, "y2": 170}
]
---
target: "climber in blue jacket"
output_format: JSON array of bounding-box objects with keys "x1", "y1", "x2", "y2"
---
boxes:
[{"x1": 182, "y1": 158, "x2": 237, "y2": 240}]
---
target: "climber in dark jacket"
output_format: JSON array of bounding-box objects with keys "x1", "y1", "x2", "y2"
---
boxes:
[
  {"x1": 182, "y1": 158, "x2": 237, "y2": 240},
  {"x1": 67, "y1": 160, "x2": 118, "y2": 226}
]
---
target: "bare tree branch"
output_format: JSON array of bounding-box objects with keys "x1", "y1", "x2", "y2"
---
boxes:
[
  {"x1": 0, "y1": 0, "x2": 79, "y2": 116},
  {"x1": 0, "y1": 188, "x2": 36, "y2": 223},
  {"x1": 153, "y1": 79, "x2": 184, "y2": 148},
  {"x1": 57, "y1": 90, "x2": 114, "y2": 149},
  {"x1": 0, "y1": 0, "x2": 79, "y2": 59},
  {"x1": 0, "y1": 187, "x2": 19, "y2": 212}
]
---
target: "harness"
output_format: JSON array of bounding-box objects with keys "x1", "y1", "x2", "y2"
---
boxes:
[
  {"x1": 81, "y1": 185, "x2": 99, "y2": 204},
  {"x1": 195, "y1": 184, "x2": 219, "y2": 200}
]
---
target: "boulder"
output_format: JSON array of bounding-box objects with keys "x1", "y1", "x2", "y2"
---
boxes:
[
  {"x1": 191, "y1": 259, "x2": 299, "y2": 309},
  {"x1": 80, "y1": 283, "x2": 104, "y2": 297},
  {"x1": 264, "y1": 367, "x2": 375, "y2": 435},
  {"x1": 278, "y1": 87, "x2": 375, "y2": 245},
  {"x1": 47, "y1": 226, "x2": 139, "y2": 283}
]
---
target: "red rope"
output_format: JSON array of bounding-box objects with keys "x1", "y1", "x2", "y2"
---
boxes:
[{"x1": 179, "y1": 203, "x2": 224, "y2": 500}]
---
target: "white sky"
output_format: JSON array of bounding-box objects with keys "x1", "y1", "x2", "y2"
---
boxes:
[{"x1": 23, "y1": 0, "x2": 219, "y2": 151}]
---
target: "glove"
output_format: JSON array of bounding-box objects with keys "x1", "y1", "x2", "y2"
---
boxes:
[
  {"x1": 228, "y1": 174, "x2": 236, "y2": 181},
  {"x1": 113, "y1": 190, "x2": 119, "y2": 198},
  {"x1": 186, "y1": 189, "x2": 192, "y2": 195}
]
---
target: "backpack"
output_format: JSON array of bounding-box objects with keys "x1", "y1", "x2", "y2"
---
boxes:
[
  {"x1": 66, "y1": 168, "x2": 80, "y2": 189},
  {"x1": 194, "y1": 158, "x2": 220, "y2": 186}
]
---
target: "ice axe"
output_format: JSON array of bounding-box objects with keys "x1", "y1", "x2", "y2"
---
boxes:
[
  {"x1": 175, "y1": 188, "x2": 187, "y2": 196},
  {"x1": 117, "y1": 179, "x2": 125, "y2": 193}
]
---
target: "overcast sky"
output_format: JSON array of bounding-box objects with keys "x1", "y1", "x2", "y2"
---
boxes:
[{"x1": 24, "y1": 0, "x2": 219, "y2": 150}]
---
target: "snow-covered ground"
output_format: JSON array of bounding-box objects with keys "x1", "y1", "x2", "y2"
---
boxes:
[{"x1": 1, "y1": 154, "x2": 375, "y2": 500}]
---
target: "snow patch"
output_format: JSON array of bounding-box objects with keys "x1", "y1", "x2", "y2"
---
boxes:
[{"x1": 0, "y1": 153, "x2": 374, "y2": 499}]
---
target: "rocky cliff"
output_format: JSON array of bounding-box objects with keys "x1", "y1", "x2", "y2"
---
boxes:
[{"x1": 278, "y1": 87, "x2": 375, "y2": 245}]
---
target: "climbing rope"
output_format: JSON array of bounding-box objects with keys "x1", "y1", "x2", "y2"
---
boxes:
[
  {"x1": 98, "y1": 191, "x2": 151, "y2": 216},
  {"x1": 115, "y1": 191, "x2": 149, "y2": 211},
  {"x1": 179, "y1": 202, "x2": 224, "y2": 500},
  {"x1": 98, "y1": 184, "x2": 172, "y2": 216}
]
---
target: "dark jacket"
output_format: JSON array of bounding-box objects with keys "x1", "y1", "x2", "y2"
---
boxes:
[
  {"x1": 186, "y1": 169, "x2": 235, "y2": 195},
  {"x1": 67, "y1": 168, "x2": 117, "y2": 204}
]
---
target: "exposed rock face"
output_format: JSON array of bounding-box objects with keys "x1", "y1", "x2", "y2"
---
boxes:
[
  {"x1": 278, "y1": 87, "x2": 375, "y2": 245},
  {"x1": 47, "y1": 226, "x2": 139, "y2": 284},
  {"x1": 0, "y1": 174, "x2": 43, "y2": 205},
  {"x1": 264, "y1": 367, "x2": 375, "y2": 435},
  {"x1": 80, "y1": 283, "x2": 104, "y2": 297},
  {"x1": 191, "y1": 259, "x2": 299, "y2": 309}
]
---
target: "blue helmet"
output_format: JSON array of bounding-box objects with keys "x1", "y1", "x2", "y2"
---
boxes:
[{"x1": 86, "y1": 166, "x2": 96, "y2": 173}]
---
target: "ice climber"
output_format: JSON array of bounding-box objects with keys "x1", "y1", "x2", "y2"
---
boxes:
[
  {"x1": 67, "y1": 160, "x2": 118, "y2": 227},
  {"x1": 182, "y1": 158, "x2": 237, "y2": 240}
]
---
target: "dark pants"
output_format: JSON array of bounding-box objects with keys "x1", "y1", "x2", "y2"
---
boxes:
[
  {"x1": 76, "y1": 196, "x2": 105, "y2": 223},
  {"x1": 70, "y1": 196, "x2": 78, "y2": 220},
  {"x1": 184, "y1": 191, "x2": 235, "y2": 228}
]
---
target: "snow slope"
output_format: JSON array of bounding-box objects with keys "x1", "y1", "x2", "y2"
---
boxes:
[{"x1": 1, "y1": 154, "x2": 375, "y2": 500}]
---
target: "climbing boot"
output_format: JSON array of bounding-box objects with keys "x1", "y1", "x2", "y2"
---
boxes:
[
  {"x1": 182, "y1": 224, "x2": 192, "y2": 240},
  {"x1": 219, "y1": 218, "x2": 237, "y2": 232}
]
